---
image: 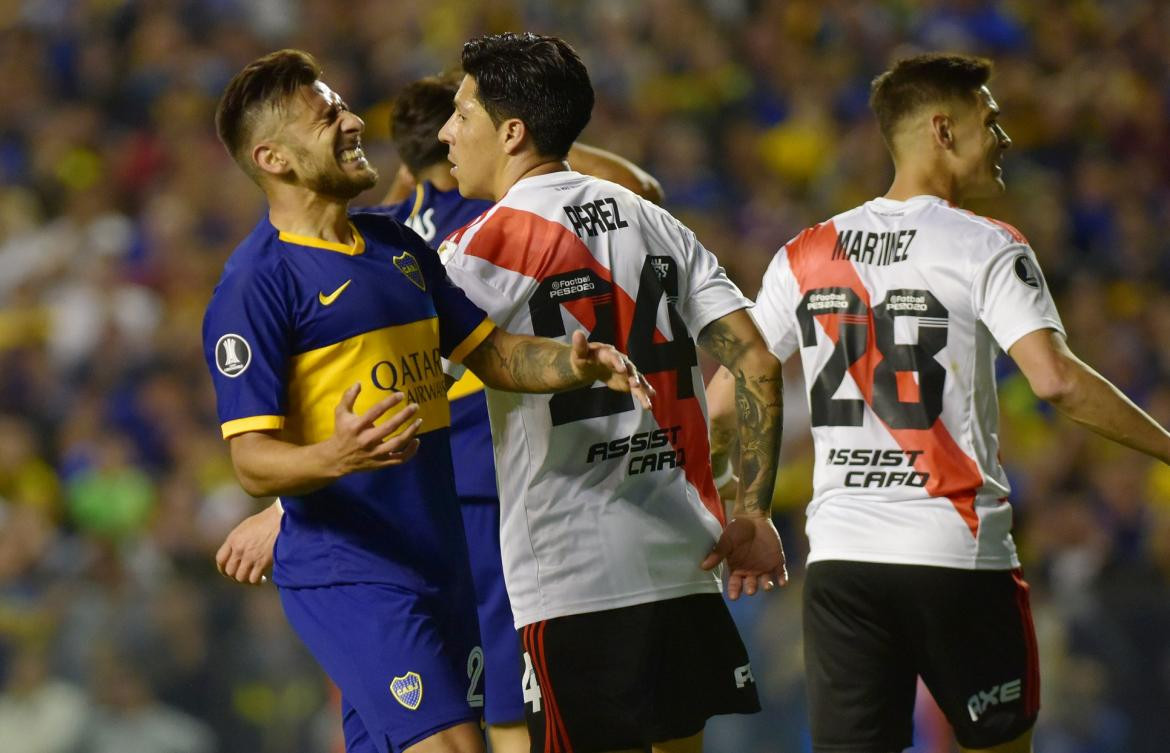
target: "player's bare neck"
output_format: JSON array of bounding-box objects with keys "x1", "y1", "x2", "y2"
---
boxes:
[
  {"x1": 497, "y1": 156, "x2": 567, "y2": 200},
  {"x1": 884, "y1": 165, "x2": 961, "y2": 206},
  {"x1": 268, "y1": 188, "x2": 353, "y2": 244}
]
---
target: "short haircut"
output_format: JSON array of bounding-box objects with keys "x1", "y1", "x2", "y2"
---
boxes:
[
  {"x1": 460, "y1": 32, "x2": 593, "y2": 159},
  {"x1": 390, "y1": 73, "x2": 460, "y2": 174},
  {"x1": 215, "y1": 49, "x2": 321, "y2": 174},
  {"x1": 869, "y1": 53, "x2": 993, "y2": 149}
]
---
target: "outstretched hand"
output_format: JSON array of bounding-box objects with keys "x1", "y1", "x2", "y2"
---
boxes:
[
  {"x1": 569, "y1": 330, "x2": 655, "y2": 409},
  {"x1": 701, "y1": 515, "x2": 788, "y2": 600},
  {"x1": 326, "y1": 383, "x2": 424, "y2": 473}
]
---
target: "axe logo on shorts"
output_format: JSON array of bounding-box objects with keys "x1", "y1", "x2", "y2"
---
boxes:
[
  {"x1": 390, "y1": 671, "x2": 423, "y2": 710},
  {"x1": 966, "y1": 678, "x2": 1021, "y2": 722}
]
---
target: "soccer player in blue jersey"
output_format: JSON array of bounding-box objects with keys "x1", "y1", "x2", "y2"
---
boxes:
[{"x1": 203, "y1": 49, "x2": 652, "y2": 753}]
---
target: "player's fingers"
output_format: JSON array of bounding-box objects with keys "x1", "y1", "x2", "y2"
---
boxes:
[
  {"x1": 630, "y1": 370, "x2": 654, "y2": 409},
  {"x1": 222, "y1": 554, "x2": 242, "y2": 581},
  {"x1": 742, "y1": 573, "x2": 758, "y2": 596},
  {"x1": 725, "y1": 573, "x2": 743, "y2": 601},
  {"x1": 359, "y1": 392, "x2": 406, "y2": 427},
  {"x1": 382, "y1": 437, "x2": 421, "y2": 462},
  {"x1": 603, "y1": 347, "x2": 629, "y2": 373},
  {"x1": 215, "y1": 542, "x2": 232, "y2": 573},
  {"x1": 758, "y1": 574, "x2": 775, "y2": 592},
  {"x1": 700, "y1": 532, "x2": 733, "y2": 571},
  {"x1": 371, "y1": 438, "x2": 421, "y2": 468},
  {"x1": 394, "y1": 438, "x2": 421, "y2": 463},
  {"x1": 336, "y1": 382, "x2": 362, "y2": 415},
  {"x1": 571, "y1": 329, "x2": 590, "y2": 358},
  {"x1": 246, "y1": 562, "x2": 267, "y2": 585},
  {"x1": 369, "y1": 414, "x2": 422, "y2": 449}
]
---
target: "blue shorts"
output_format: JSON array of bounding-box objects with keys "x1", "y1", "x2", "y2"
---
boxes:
[
  {"x1": 280, "y1": 582, "x2": 483, "y2": 753},
  {"x1": 461, "y1": 498, "x2": 525, "y2": 725}
]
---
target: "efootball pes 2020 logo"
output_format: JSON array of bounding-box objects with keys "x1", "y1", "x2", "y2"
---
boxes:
[{"x1": 390, "y1": 671, "x2": 423, "y2": 710}]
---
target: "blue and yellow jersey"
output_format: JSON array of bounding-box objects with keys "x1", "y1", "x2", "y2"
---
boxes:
[
  {"x1": 202, "y1": 210, "x2": 495, "y2": 589},
  {"x1": 373, "y1": 184, "x2": 497, "y2": 500}
]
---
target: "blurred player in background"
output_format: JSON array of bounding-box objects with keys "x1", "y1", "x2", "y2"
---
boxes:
[
  {"x1": 710, "y1": 52, "x2": 1170, "y2": 753},
  {"x1": 217, "y1": 70, "x2": 664, "y2": 753},
  {"x1": 204, "y1": 49, "x2": 651, "y2": 753},
  {"x1": 438, "y1": 32, "x2": 785, "y2": 753}
]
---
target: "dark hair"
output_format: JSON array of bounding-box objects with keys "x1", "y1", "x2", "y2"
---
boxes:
[
  {"x1": 461, "y1": 32, "x2": 593, "y2": 159},
  {"x1": 215, "y1": 49, "x2": 321, "y2": 172},
  {"x1": 390, "y1": 73, "x2": 460, "y2": 174},
  {"x1": 869, "y1": 53, "x2": 993, "y2": 148}
]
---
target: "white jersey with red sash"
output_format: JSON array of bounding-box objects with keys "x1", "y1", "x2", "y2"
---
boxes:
[
  {"x1": 443, "y1": 171, "x2": 750, "y2": 626},
  {"x1": 752, "y1": 195, "x2": 1063, "y2": 570}
]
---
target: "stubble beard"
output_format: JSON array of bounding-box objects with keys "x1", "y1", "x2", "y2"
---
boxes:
[{"x1": 307, "y1": 163, "x2": 379, "y2": 200}]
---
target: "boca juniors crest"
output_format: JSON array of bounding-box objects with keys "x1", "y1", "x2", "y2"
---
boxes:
[
  {"x1": 390, "y1": 671, "x2": 423, "y2": 710},
  {"x1": 394, "y1": 251, "x2": 426, "y2": 291}
]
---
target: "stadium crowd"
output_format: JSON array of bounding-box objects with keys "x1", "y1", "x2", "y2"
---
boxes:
[{"x1": 0, "y1": 1, "x2": 1167, "y2": 751}]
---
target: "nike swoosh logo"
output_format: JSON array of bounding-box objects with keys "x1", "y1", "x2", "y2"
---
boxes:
[{"x1": 318, "y1": 280, "x2": 352, "y2": 306}]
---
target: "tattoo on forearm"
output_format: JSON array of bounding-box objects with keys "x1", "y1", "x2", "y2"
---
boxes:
[
  {"x1": 698, "y1": 318, "x2": 749, "y2": 368},
  {"x1": 469, "y1": 333, "x2": 585, "y2": 392},
  {"x1": 507, "y1": 339, "x2": 577, "y2": 392},
  {"x1": 733, "y1": 369, "x2": 783, "y2": 515},
  {"x1": 710, "y1": 420, "x2": 737, "y2": 461}
]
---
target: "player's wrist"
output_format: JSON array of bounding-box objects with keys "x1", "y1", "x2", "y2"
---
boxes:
[{"x1": 311, "y1": 436, "x2": 348, "y2": 483}]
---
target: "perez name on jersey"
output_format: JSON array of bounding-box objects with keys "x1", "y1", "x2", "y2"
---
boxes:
[{"x1": 563, "y1": 197, "x2": 629, "y2": 238}]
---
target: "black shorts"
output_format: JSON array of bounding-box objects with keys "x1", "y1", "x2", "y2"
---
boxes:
[
  {"x1": 803, "y1": 561, "x2": 1040, "y2": 752},
  {"x1": 519, "y1": 593, "x2": 760, "y2": 753}
]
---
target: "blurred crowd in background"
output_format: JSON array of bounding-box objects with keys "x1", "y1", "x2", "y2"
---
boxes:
[{"x1": 0, "y1": 1, "x2": 1167, "y2": 752}]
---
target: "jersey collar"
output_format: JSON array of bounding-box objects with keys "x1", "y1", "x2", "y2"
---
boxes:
[{"x1": 278, "y1": 222, "x2": 366, "y2": 255}]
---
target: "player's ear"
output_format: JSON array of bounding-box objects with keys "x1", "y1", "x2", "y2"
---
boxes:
[
  {"x1": 253, "y1": 141, "x2": 290, "y2": 177},
  {"x1": 499, "y1": 117, "x2": 527, "y2": 156},
  {"x1": 931, "y1": 114, "x2": 954, "y2": 151}
]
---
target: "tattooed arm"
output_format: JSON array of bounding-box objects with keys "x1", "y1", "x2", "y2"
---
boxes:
[
  {"x1": 697, "y1": 308, "x2": 787, "y2": 598},
  {"x1": 463, "y1": 328, "x2": 654, "y2": 403},
  {"x1": 696, "y1": 309, "x2": 784, "y2": 515},
  {"x1": 706, "y1": 365, "x2": 739, "y2": 488}
]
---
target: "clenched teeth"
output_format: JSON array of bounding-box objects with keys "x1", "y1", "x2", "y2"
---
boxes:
[{"x1": 339, "y1": 147, "x2": 365, "y2": 163}]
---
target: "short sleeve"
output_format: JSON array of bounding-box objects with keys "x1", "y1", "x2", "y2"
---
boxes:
[
  {"x1": 202, "y1": 265, "x2": 294, "y2": 439},
  {"x1": 972, "y1": 243, "x2": 1064, "y2": 351},
  {"x1": 407, "y1": 232, "x2": 495, "y2": 364},
  {"x1": 673, "y1": 224, "x2": 751, "y2": 335},
  {"x1": 748, "y1": 248, "x2": 801, "y2": 361}
]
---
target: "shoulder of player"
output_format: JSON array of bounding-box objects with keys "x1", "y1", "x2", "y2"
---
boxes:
[
  {"x1": 930, "y1": 203, "x2": 1031, "y2": 250},
  {"x1": 349, "y1": 210, "x2": 434, "y2": 256},
  {"x1": 775, "y1": 211, "x2": 854, "y2": 260},
  {"x1": 349, "y1": 207, "x2": 411, "y2": 234},
  {"x1": 218, "y1": 224, "x2": 294, "y2": 289}
]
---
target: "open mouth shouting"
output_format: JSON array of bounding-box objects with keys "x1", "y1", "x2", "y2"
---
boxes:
[{"x1": 338, "y1": 144, "x2": 367, "y2": 167}]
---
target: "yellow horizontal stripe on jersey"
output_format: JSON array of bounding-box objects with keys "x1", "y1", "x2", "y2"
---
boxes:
[
  {"x1": 448, "y1": 318, "x2": 495, "y2": 365},
  {"x1": 283, "y1": 318, "x2": 450, "y2": 445},
  {"x1": 222, "y1": 415, "x2": 284, "y2": 439},
  {"x1": 447, "y1": 370, "x2": 485, "y2": 401},
  {"x1": 278, "y1": 224, "x2": 366, "y2": 255}
]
